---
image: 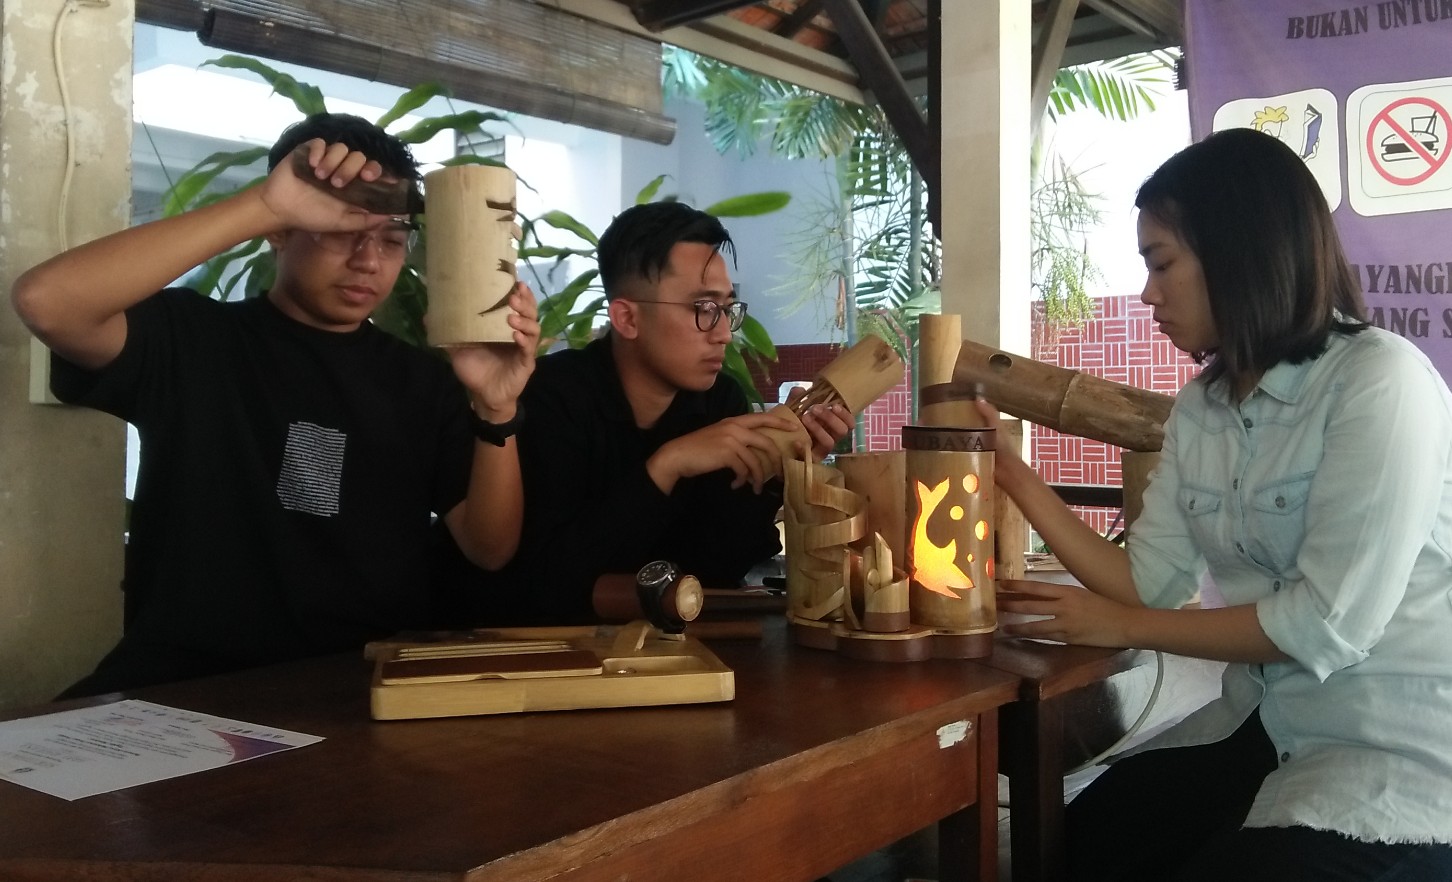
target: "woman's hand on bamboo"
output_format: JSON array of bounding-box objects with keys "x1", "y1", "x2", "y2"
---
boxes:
[{"x1": 974, "y1": 396, "x2": 1033, "y2": 493}]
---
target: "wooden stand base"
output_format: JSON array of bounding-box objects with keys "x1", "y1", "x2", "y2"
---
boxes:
[
  {"x1": 788, "y1": 616, "x2": 996, "y2": 662},
  {"x1": 370, "y1": 624, "x2": 734, "y2": 720}
]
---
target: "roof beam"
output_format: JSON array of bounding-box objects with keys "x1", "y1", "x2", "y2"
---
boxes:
[
  {"x1": 1031, "y1": 0, "x2": 1078, "y2": 138},
  {"x1": 550, "y1": 0, "x2": 866, "y2": 104},
  {"x1": 773, "y1": 0, "x2": 825, "y2": 38},
  {"x1": 862, "y1": 0, "x2": 892, "y2": 29},
  {"x1": 821, "y1": 0, "x2": 933, "y2": 183},
  {"x1": 629, "y1": 0, "x2": 757, "y2": 32},
  {"x1": 1081, "y1": 0, "x2": 1180, "y2": 41},
  {"x1": 927, "y1": 0, "x2": 940, "y2": 234}
]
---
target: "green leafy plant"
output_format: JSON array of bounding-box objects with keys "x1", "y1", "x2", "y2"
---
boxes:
[
  {"x1": 153, "y1": 56, "x2": 789, "y2": 402},
  {"x1": 158, "y1": 56, "x2": 509, "y2": 348},
  {"x1": 662, "y1": 46, "x2": 1179, "y2": 350},
  {"x1": 1030, "y1": 150, "x2": 1104, "y2": 355}
]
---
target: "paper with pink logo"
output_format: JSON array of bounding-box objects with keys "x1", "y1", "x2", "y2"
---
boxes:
[{"x1": 0, "y1": 699, "x2": 322, "y2": 801}]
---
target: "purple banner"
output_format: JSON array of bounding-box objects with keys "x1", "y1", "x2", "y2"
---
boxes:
[{"x1": 1185, "y1": 0, "x2": 1452, "y2": 375}]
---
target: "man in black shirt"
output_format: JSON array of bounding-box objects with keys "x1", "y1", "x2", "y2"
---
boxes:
[
  {"x1": 12, "y1": 114, "x2": 539, "y2": 695},
  {"x1": 450, "y1": 202, "x2": 849, "y2": 624}
]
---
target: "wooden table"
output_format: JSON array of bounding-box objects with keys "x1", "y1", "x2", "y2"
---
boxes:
[
  {"x1": 974, "y1": 640, "x2": 1146, "y2": 882},
  {"x1": 0, "y1": 622, "x2": 1019, "y2": 882}
]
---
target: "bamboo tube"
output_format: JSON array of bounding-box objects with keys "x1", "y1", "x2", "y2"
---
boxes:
[
  {"x1": 1121, "y1": 450, "x2": 1160, "y2": 536},
  {"x1": 918, "y1": 313, "x2": 983, "y2": 427},
  {"x1": 835, "y1": 451, "x2": 907, "y2": 563},
  {"x1": 952, "y1": 339, "x2": 1174, "y2": 452},
  {"x1": 995, "y1": 418, "x2": 1028, "y2": 581},
  {"x1": 423, "y1": 165, "x2": 521, "y2": 346}
]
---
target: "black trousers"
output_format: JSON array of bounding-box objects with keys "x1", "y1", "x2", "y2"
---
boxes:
[{"x1": 1064, "y1": 710, "x2": 1452, "y2": 882}]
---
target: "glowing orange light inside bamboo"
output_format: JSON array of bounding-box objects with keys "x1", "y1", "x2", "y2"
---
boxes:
[
  {"x1": 975, "y1": 519, "x2": 988, "y2": 541},
  {"x1": 963, "y1": 473, "x2": 979, "y2": 493},
  {"x1": 911, "y1": 478, "x2": 974, "y2": 599}
]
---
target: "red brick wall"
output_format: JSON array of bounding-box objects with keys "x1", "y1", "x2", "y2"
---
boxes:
[
  {"x1": 755, "y1": 295, "x2": 1201, "y2": 535},
  {"x1": 1031, "y1": 296, "x2": 1201, "y2": 535}
]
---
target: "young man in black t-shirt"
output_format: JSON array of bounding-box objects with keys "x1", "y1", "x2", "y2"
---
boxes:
[
  {"x1": 446, "y1": 201, "x2": 851, "y2": 625},
  {"x1": 12, "y1": 113, "x2": 538, "y2": 695}
]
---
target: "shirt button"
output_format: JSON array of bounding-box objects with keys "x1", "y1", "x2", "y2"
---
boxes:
[
  {"x1": 1281, "y1": 752, "x2": 1291, "y2": 762},
  {"x1": 1275, "y1": 496, "x2": 1286, "y2": 508},
  {"x1": 1233, "y1": 479, "x2": 1239, "y2": 490},
  {"x1": 1273, "y1": 580, "x2": 1282, "y2": 591},
  {"x1": 1243, "y1": 417, "x2": 1254, "y2": 428},
  {"x1": 1236, "y1": 542, "x2": 1245, "y2": 553},
  {"x1": 1188, "y1": 499, "x2": 1196, "y2": 510}
]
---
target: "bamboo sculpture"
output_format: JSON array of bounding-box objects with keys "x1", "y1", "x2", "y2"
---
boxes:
[
  {"x1": 903, "y1": 425, "x2": 996, "y2": 658},
  {"x1": 423, "y1": 165, "x2": 522, "y2": 346}
]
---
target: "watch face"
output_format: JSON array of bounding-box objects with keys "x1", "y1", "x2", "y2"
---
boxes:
[{"x1": 637, "y1": 560, "x2": 676, "y2": 588}]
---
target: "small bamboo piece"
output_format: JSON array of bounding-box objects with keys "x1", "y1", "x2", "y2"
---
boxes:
[
  {"x1": 859, "y1": 533, "x2": 910, "y2": 632},
  {"x1": 423, "y1": 164, "x2": 522, "y2": 346},
  {"x1": 756, "y1": 336, "x2": 906, "y2": 476}
]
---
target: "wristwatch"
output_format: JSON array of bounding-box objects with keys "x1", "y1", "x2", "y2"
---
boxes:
[
  {"x1": 635, "y1": 560, "x2": 703, "y2": 634},
  {"x1": 472, "y1": 402, "x2": 526, "y2": 447}
]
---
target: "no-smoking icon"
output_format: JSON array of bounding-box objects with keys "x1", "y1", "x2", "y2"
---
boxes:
[
  {"x1": 1366, "y1": 96, "x2": 1448, "y2": 186},
  {"x1": 1348, "y1": 79, "x2": 1452, "y2": 217}
]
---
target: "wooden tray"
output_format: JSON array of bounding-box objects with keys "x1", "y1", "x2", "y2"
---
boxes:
[{"x1": 370, "y1": 623, "x2": 735, "y2": 720}]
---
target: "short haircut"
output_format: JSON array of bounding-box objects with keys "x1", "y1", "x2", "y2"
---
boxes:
[
  {"x1": 267, "y1": 112, "x2": 420, "y2": 182},
  {"x1": 1135, "y1": 127, "x2": 1366, "y2": 388},
  {"x1": 596, "y1": 201, "x2": 736, "y2": 299}
]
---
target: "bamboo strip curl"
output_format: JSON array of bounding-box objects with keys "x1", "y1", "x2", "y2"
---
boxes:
[{"x1": 783, "y1": 458, "x2": 866, "y2": 622}]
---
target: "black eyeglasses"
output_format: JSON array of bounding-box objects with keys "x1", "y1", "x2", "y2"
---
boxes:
[
  {"x1": 626, "y1": 299, "x2": 748, "y2": 332},
  {"x1": 310, "y1": 217, "x2": 419, "y2": 260}
]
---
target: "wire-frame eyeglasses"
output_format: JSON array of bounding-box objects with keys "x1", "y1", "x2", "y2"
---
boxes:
[{"x1": 626, "y1": 299, "x2": 749, "y2": 332}]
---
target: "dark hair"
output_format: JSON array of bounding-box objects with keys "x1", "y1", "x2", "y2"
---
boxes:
[
  {"x1": 1135, "y1": 126, "x2": 1366, "y2": 388},
  {"x1": 596, "y1": 201, "x2": 736, "y2": 299},
  {"x1": 266, "y1": 112, "x2": 420, "y2": 182}
]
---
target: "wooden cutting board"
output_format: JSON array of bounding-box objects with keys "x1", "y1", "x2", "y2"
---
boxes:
[{"x1": 370, "y1": 624, "x2": 734, "y2": 720}]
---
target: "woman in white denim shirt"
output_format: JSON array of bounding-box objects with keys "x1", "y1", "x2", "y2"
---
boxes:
[{"x1": 989, "y1": 128, "x2": 1452, "y2": 881}]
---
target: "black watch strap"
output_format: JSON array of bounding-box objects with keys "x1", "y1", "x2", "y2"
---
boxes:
[{"x1": 472, "y1": 402, "x2": 526, "y2": 447}]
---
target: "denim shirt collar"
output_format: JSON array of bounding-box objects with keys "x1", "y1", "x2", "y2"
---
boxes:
[{"x1": 1204, "y1": 335, "x2": 1342, "y2": 409}]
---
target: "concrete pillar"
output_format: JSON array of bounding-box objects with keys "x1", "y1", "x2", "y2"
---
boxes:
[
  {"x1": 1, "y1": 0, "x2": 134, "y2": 709},
  {"x1": 938, "y1": 1, "x2": 1031, "y2": 357}
]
